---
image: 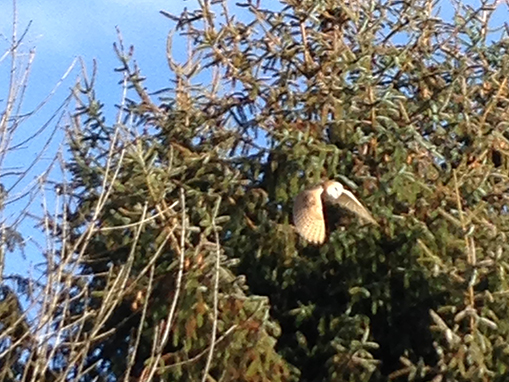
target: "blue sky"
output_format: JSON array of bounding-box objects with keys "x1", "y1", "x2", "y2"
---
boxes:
[
  {"x1": 1, "y1": 0, "x2": 508, "y2": 282},
  {"x1": 0, "y1": 0, "x2": 194, "y2": 279},
  {"x1": 10, "y1": 0, "x2": 189, "y2": 113}
]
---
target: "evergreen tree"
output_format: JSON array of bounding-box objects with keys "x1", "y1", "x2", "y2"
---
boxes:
[{"x1": 6, "y1": 0, "x2": 509, "y2": 381}]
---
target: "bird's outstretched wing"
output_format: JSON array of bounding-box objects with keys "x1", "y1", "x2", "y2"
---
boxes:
[
  {"x1": 293, "y1": 186, "x2": 326, "y2": 244},
  {"x1": 336, "y1": 190, "x2": 378, "y2": 226}
]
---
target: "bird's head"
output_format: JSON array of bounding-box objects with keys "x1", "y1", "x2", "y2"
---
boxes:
[{"x1": 323, "y1": 180, "x2": 344, "y2": 200}]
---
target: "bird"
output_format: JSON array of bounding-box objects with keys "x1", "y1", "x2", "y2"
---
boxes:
[{"x1": 292, "y1": 180, "x2": 377, "y2": 245}]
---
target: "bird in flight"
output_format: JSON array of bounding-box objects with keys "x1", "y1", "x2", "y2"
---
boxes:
[{"x1": 293, "y1": 180, "x2": 377, "y2": 245}]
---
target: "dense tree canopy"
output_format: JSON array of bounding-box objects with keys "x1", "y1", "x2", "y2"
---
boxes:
[{"x1": 3, "y1": 0, "x2": 509, "y2": 381}]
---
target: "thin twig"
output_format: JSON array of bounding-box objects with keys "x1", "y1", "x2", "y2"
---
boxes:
[
  {"x1": 143, "y1": 187, "x2": 187, "y2": 381},
  {"x1": 201, "y1": 196, "x2": 222, "y2": 382}
]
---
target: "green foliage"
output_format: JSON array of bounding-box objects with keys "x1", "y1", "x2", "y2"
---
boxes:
[
  {"x1": 13, "y1": 0, "x2": 509, "y2": 381},
  {"x1": 0, "y1": 285, "x2": 33, "y2": 382}
]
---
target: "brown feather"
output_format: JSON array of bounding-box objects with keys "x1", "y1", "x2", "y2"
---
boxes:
[
  {"x1": 336, "y1": 190, "x2": 378, "y2": 226},
  {"x1": 293, "y1": 185, "x2": 326, "y2": 245}
]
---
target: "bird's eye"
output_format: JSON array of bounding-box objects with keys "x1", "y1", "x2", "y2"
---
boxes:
[{"x1": 328, "y1": 186, "x2": 339, "y2": 198}]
